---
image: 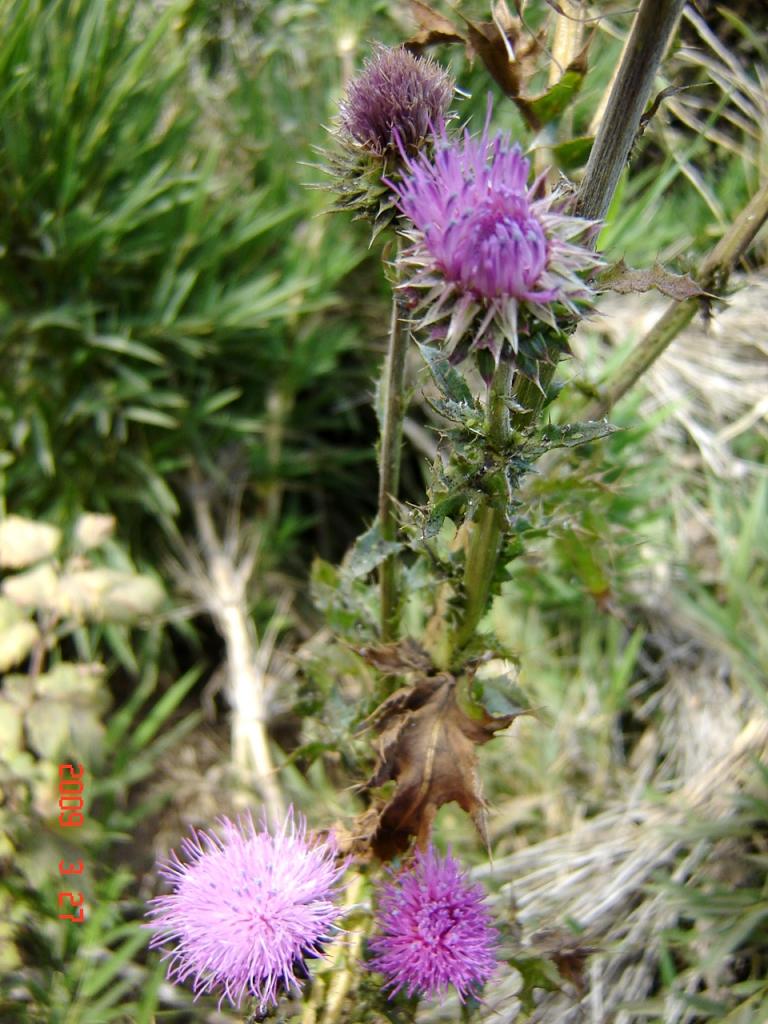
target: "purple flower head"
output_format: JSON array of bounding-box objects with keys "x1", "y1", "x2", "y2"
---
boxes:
[
  {"x1": 340, "y1": 45, "x2": 453, "y2": 155},
  {"x1": 146, "y1": 809, "x2": 347, "y2": 1012},
  {"x1": 368, "y1": 846, "x2": 498, "y2": 1001},
  {"x1": 391, "y1": 109, "x2": 602, "y2": 370}
]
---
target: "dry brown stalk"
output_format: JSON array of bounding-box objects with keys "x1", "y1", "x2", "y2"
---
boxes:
[{"x1": 585, "y1": 180, "x2": 768, "y2": 419}]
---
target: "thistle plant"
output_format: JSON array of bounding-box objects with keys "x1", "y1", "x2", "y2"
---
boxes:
[{"x1": 146, "y1": 4, "x2": 768, "y2": 1021}]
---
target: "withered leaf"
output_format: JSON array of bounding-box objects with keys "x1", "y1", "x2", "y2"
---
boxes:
[
  {"x1": 458, "y1": 3, "x2": 544, "y2": 103},
  {"x1": 330, "y1": 808, "x2": 381, "y2": 862},
  {"x1": 598, "y1": 259, "x2": 709, "y2": 301},
  {"x1": 354, "y1": 637, "x2": 433, "y2": 676},
  {"x1": 364, "y1": 672, "x2": 525, "y2": 858},
  {"x1": 405, "y1": 0, "x2": 466, "y2": 52}
]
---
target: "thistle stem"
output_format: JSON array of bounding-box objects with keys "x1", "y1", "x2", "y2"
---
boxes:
[
  {"x1": 576, "y1": 0, "x2": 686, "y2": 223},
  {"x1": 319, "y1": 873, "x2": 367, "y2": 1024},
  {"x1": 378, "y1": 290, "x2": 408, "y2": 640},
  {"x1": 585, "y1": 180, "x2": 768, "y2": 418},
  {"x1": 451, "y1": 353, "x2": 562, "y2": 659},
  {"x1": 454, "y1": 504, "x2": 502, "y2": 655},
  {"x1": 452, "y1": 360, "x2": 514, "y2": 656}
]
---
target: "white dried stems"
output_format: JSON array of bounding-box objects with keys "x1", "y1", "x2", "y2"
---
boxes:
[{"x1": 171, "y1": 474, "x2": 286, "y2": 822}]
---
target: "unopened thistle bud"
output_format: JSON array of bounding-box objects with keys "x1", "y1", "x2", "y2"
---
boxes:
[{"x1": 321, "y1": 45, "x2": 454, "y2": 236}]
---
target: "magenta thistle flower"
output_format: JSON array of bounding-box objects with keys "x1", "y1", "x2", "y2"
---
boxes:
[
  {"x1": 146, "y1": 810, "x2": 347, "y2": 1012},
  {"x1": 390, "y1": 113, "x2": 602, "y2": 372},
  {"x1": 339, "y1": 45, "x2": 453, "y2": 155},
  {"x1": 368, "y1": 847, "x2": 498, "y2": 1001}
]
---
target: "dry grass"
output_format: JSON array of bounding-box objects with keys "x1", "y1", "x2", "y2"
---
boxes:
[
  {"x1": 419, "y1": 664, "x2": 767, "y2": 1023},
  {"x1": 577, "y1": 272, "x2": 768, "y2": 478}
]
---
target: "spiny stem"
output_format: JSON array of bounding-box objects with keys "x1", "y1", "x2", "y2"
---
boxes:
[
  {"x1": 585, "y1": 180, "x2": 768, "y2": 418},
  {"x1": 452, "y1": 360, "x2": 514, "y2": 657},
  {"x1": 453, "y1": 504, "x2": 502, "y2": 657},
  {"x1": 378, "y1": 289, "x2": 408, "y2": 640},
  {"x1": 487, "y1": 358, "x2": 515, "y2": 446},
  {"x1": 452, "y1": 353, "x2": 562, "y2": 659}
]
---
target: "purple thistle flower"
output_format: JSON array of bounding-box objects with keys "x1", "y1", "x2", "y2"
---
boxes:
[
  {"x1": 146, "y1": 809, "x2": 347, "y2": 1012},
  {"x1": 368, "y1": 847, "x2": 498, "y2": 1001},
  {"x1": 339, "y1": 45, "x2": 453, "y2": 155},
  {"x1": 390, "y1": 110, "x2": 602, "y2": 369}
]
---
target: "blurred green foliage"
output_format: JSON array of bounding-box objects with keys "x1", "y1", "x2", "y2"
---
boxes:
[
  {"x1": 0, "y1": 0, "x2": 387, "y2": 558},
  {"x1": 0, "y1": 512, "x2": 202, "y2": 1021}
]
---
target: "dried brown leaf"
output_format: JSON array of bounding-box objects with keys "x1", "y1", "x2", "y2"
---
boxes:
[
  {"x1": 364, "y1": 673, "x2": 523, "y2": 858},
  {"x1": 354, "y1": 637, "x2": 433, "y2": 675},
  {"x1": 330, "y1": 808, "x2": 381, "y2": 862},
  {"x1": 599, "y1": 259, "x2": 710, "y2": 301},
  {"x1": 405, "y1": 0, "x2": 466, "y2": 52},
  {"x1": 409, "y1": 0, "x2": 463, "y2": 38},
  {"x1": 458, "y1": 6, "x2": 545, "y2": 101}
]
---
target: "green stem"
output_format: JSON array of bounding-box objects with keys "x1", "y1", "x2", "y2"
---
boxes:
[
  {"x1": 318, "y1": 873, "x2": 367, "y2": 1024},
  {"x1": 487, "y1": 358, "x2": 514, "y2": 446},
  {"x1": 453, "y1": 503, "x2": 502, "y2": 655},
  {"x1": 452, "y1": 360, "x2": 514, "y2": 656},
  {"x1": 576, "y1": 0, "x2": 686, "y2": 222},
  {"x1": 584, "y1": 180, "x2": 768, "y2": 418},
  {"x1": 451, "y1": 354, "x2": 563, "y2": 659},
  {"x1": 378, "y1": 291, "x2": 408, "y2": 640}
]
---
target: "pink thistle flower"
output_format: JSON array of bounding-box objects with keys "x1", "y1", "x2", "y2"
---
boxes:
[
  {"x1": 146, "y1": 810, "x2": 347, "y2": 1012},
  {"x1": 368, "y1": 847, "x2": 498, "y2": 1001},
  {"x1": 339, "y1": 45, "x2": 453, "y2": 155},
  {"x1": 390, "y1": 110, "x2": 602, "y2": 372}
]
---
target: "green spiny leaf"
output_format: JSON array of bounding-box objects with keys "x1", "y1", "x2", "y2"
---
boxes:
[
  {"x1": 417, "y1": 342, "x2": 473, "y2": 404},
  {"x1": 343, "y1": 520, "x2": 403, "y2": 579}
]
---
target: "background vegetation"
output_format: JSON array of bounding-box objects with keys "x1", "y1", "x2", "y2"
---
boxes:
[{"x1": 1, "y1": 1, "x2": 766, "y2": 1022}]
